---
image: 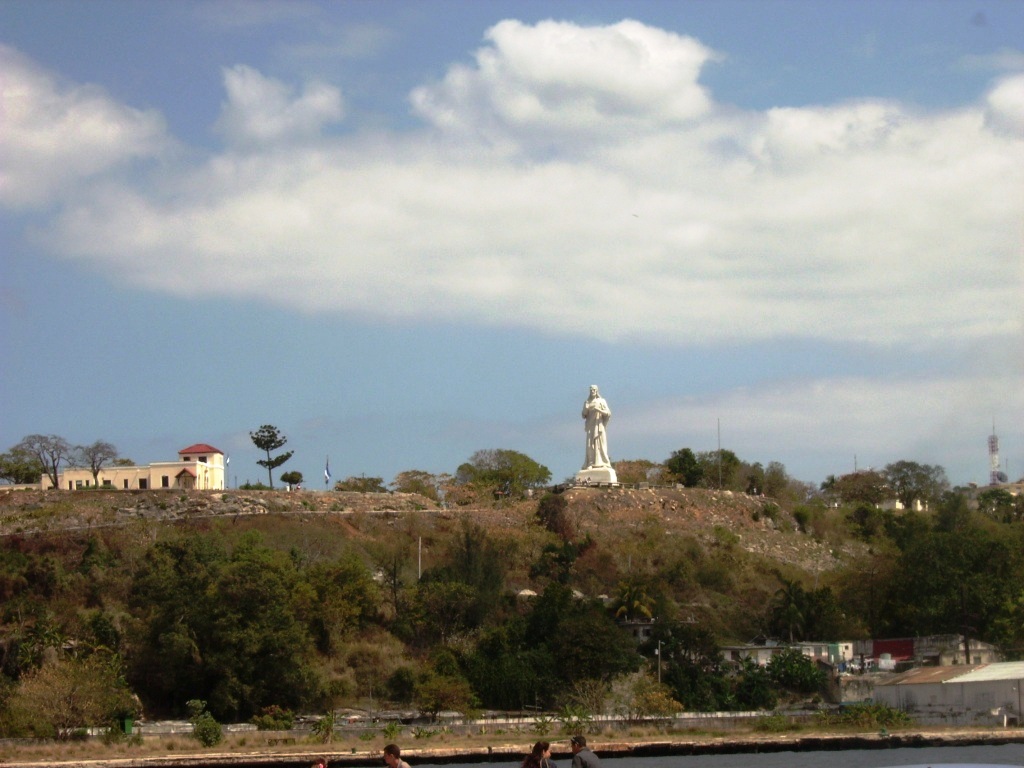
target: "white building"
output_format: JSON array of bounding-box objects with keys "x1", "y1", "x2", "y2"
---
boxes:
[
  {"x1": 41, "y1": 443, "x2": 226, "y2": 491},
  {"x1": 874, "y1": 661, "x2": 1024, "y2": 726}
]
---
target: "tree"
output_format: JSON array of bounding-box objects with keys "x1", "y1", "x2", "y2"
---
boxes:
[
  {"x1": 249, "y1": 425, "x2": 293, "y2": 489},
  {"x1": 658, "y1": 624, "x2": 731, "y2": 712},
  {"x1": 5, "y1": 653, "x2": 138, "y2": 738},
  {"x1": 826, "y1": 470, "x2": 893, "y2": 506},
  {"x1": 883, "y1": 460, "x2": 948, "y2": 509},
  {"x1": 612, "y1": 459, "x2": 663, "y2": 485},
  {"x1": 611, "y1": 577, "x2": 654, "y2": 621},
  {"x1": 664, "y1": 448, "x2": 703, "y2": 487},
  {"x1": 390, "y1": 470, "x2": 443, "y2": 501},
  {"x1": 762, "y1": 461, "x2": 791, "y2": 499},
  {"x1": 455, "y1": 449, "x2": 551, "y2": 496},
  {"x1": 14, "y1": 434, "x2": 74, "y2": 489},
  {"x1": 978, "y1": 488, "x2": 1023, "y2": 523},
  {"x1": 76, "y1": 440, "x2": 118, "y2": 487},
  {"x1": 415, "y1": 671, "x2": 478, "y2": 721},
  {"x1": 280, "y1": 471, "x2": 303, "y2": 488},
  {"x1": 334, "y1": 476, "x2": 387, "y2": 492},
  {"x1": 767, "y1": 647, "x2": 825, "y2": 694},
  {"x1": 0, "y1": 446, "x2": 45, "y2": 485},
  {"x1": 696, "y1": 449, "x2": 741, "y2": 490},
  {"x1": 769, "y1": 577, "x2": 807, "y2": 642},
  {"x1": 536, "y1": 492, "x2": 575, "y2": 540}
]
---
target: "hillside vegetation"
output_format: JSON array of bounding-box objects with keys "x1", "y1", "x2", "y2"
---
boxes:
[{"x1": 1, "y1": 484, "x2": 1022, "y2": 739}]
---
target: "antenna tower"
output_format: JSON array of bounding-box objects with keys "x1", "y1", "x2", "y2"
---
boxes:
[{"x1": 988, "y1": 421, "x2": 1001, "y2": 486}]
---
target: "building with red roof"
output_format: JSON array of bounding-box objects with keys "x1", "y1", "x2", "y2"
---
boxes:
[{"x1": 41, "y1": 444, "x2": 226, "y2": 491}]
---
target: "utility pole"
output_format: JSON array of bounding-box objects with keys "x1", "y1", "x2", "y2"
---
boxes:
[
  {"x1": 717, "y1": 418, "x2": 722, "y2": 489},
  {"x1": 657, "y1": 640, "x2": 662, "y2": 684}
]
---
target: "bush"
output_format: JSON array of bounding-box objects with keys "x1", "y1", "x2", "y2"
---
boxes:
[
  {"x1": 767, "y1": 649, "x2": 825, "y2": 694},
  {"x1": 186, "y1": 700, "x2": 223, "y2": 747},
  {"x1": 815, "y1": 702, "x2": 911, "y2": 729},
  {"x1": 250, "y1": 705, "x2": 295, "y2": 731}
]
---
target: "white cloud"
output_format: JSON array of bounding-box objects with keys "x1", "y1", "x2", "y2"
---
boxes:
[
  {"x1": 6, "y1": 19, "x2": 1024, "y2": 354},
  {"x1": 214, "y1": 65, "x2": 344, "y2": 147},
  {"x1": 410, "y1": 19, "x2": 717, "y2": 146},
  {"x1": 985, "y1": 72, "x2": 1024, "y2": 135},
  {"x1": 0, "y1": 45, "x2": 169, "y2": 207}
]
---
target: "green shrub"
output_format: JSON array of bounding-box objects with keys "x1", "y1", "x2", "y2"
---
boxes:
[
  {"x1": 250, "y1": 705, "x2": 295, "y2": 731},
  {"x1": 815, "y1": 702, "x2": 910, "y2": 729},
  {"x1": 186, "y1": 699, "x2": 223, "y2": 747},
  {"x1": 753, "y1": 713, "x2": 798, "y2": 732}
]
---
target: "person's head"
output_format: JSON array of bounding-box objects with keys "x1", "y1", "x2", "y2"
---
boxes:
[
  {"x1": 383, "y1": 744, "x2": 402, "y2": 767},
  {"x1": 531, "y1": 741, "x2": 550, "y2": 758},
  {"x1": 570, "y1": 735, "x2": 586, "y2": 753}
]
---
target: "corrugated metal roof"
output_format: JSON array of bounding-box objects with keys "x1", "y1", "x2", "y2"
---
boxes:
[
  {"x1": 876, "y1": 666, "x2": 983, "y2": 686},
  {"x1": 875, "y1": 661, "x2": 1024, "y2": 686},
  {"x1": 947, "y1": 661, "x2": 1024, "y2": 682}
]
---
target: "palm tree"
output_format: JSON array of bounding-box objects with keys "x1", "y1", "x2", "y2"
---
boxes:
[
  {"x1": 771, "y1": 577, "x2": 807, "y2": 642},
  {"x1": 613, "y1": 578, "x2": 654, "y2": 621}
]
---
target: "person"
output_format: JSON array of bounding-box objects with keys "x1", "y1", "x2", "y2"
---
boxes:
[
  {"x1": 569, "y1": 735, "x2": 600, "y2": 768},
  {"x1": 521, "y1": 740, "x2": 555, "y2": 768},
  {"x1": 311, "y1": 759, "x2": 327, "y2": 768},
  {"x1": 581, "y1": 385, "x2": 612, "y2": 469},
  {"x1": 383, "y1": 743, "x2": 410, "y2": 768}
]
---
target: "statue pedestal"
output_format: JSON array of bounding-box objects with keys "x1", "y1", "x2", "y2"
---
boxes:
[{"x1": 575, "y1": 467, "x2": 618, "y2": 485}]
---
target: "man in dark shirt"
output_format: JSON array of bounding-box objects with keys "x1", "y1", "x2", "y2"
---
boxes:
[{"x1": 570, "y1": 735, "x2": 600, "y2": 768}]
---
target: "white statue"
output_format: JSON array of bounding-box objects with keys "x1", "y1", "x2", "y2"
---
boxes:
[{"x1": 581, "y1": 384, "x2": 612, "y2": 469}]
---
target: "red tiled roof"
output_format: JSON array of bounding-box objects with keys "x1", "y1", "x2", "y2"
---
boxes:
[
  {"x1": 176, "y1": 468, "x2": 197, "y2": 478},
  {"x1": 178, "y1": 443, "x2": 222, "y2": 455}
]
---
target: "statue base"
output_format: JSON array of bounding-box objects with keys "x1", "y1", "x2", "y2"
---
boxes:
[{"x1": 575, "y1": 467, "x2": 618, "y2": 485}]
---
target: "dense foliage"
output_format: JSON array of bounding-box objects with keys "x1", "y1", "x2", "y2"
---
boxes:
[{"x1": 2, "y1": 445, "x2": 1023, "y2": 739}]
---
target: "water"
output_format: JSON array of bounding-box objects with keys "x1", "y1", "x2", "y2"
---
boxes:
[{"x1": 413, "y1": 744, "x2": 1024, "y2": 768}]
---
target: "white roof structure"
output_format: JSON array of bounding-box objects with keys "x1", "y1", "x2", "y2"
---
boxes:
[{"x1": 947, "y1": 661, "x2": 1024, "y2": 683}]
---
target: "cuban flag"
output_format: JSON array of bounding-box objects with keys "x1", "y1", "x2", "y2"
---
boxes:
[{"x1": 324, "y1": 458, "x2": 332, "y2": 485}]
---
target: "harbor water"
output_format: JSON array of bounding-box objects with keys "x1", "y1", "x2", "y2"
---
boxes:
[{"x1": 411, "y1": 743, "x2": 1024, "y2": 768}]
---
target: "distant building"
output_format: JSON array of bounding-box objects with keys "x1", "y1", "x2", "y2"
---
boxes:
[
  {"x1": 852, "y1": 635, "x2": 1000, "y2": 669},
  {"x1": 722, "y1": 640, "x2": 853, "y2": 667},
  {"x1": 874, "y1": 661, "x2": 1024, "y2": 726},
  {"x1": 41, "y1": 443, "x2": 226, "y2": 491}
]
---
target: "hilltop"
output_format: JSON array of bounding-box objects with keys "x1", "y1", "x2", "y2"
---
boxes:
[{"x1": 0, "y1": 484, "x2": 856, "y2": 582}]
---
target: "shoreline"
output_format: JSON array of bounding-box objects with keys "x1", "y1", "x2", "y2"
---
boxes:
[{"x1": 6, "y1": 729, "x2": 1024, "y2": 768}]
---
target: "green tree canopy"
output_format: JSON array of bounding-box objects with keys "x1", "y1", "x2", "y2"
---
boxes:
[
  {"x1": 977, "y1": 488, "x2": 1023, "y2": 523},
  {"x1": 883, "y1": 460, "x2": 949, "y2": 508},
  {"x1": 334, "y1": 476, "x2": 387, "y2": 492},
  {"x1": 455, "y1": 449, "x2": 551, "y2": 496},
  {"x1": 0, "y1": 446, "x2": 45, "y2": 485},
  {"x1": 390, "y1": 470, "x2": 445, "y2": 501},
  {"x1": 279, "y1": 471, "x2": 303, "y2": 487},
  {"x1": 664, "y1": 448, "x2": 703, "y2": 487},
  {"x1": 824, "y1": 470, "x2": 893, "y2": 506}
]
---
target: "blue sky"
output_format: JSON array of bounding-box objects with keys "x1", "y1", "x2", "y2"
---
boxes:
[{"x1": 2, "y1": 0, "x2": 1022, "y2": 490}]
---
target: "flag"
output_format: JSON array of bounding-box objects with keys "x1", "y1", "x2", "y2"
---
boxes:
[
  {"x1": 324, "y1": 458, "x2": 331, "y2": 484},
  {"x1": 225, "y1": 455, "x2": 230, "y2": 466}
]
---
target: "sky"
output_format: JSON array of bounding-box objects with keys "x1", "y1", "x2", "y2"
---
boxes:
[{"x1": 1, "y1": 0, "x2": 1022, "y2": 491}]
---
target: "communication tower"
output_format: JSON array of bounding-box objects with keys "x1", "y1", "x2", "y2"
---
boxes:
[{"x1": 989, "y1": 422, "x2": 1006, "y2": 485}]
